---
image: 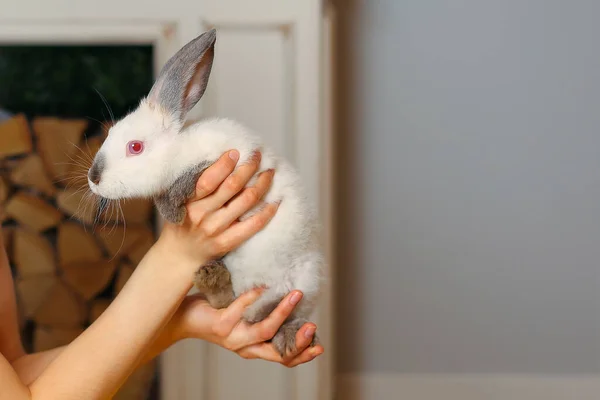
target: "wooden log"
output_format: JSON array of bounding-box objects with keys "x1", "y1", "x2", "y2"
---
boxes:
[
  {"x1": 89, "y1": 298, "x2": 111, "y2": 323},
  {"x1": 33, "y1": 281, "x2": 86, "y2": 328},
  {"x1": 127, "y1": 229, "x2": 155, "y2": 265},
  {"x1": 5, "y1": 192, "x2": 63, "y2": 232},
  {"x1": 96, "y1": 225, "x2": 152, "y2": 258},
  {"x1": 0, "y1": 177, "x2": 9, "y2": 222},
  {"x1": 63, "y1": 135, "x2": 104, "y2": 181},
  {"x1": 32, "y1": 117, "x2": 88, "y2": 181},
  {"x1": 0, "y1": 175, "x2": 10, "y2": 203},
  {"x1": 56, "y1": 189, "x2": 97, "y2": 225},
  {"x1": 57, "y1": 222, "x2": 103, "y2": 266},
  {"x1": 0, "y1": 114, "x2": 33, "y2": 159},
  {"x1": 14, "y1": 228, "x2": 56, "y2": 278},
  {"x1": 114, "y1": 262, "x2": 135, "y2": 295},
  {"x1": 2, "y1": 226, "x2": 14, "y2": 259},
  {"x1": 16, "y1": 288, "x2": 26, "y2": 331},
  {"x1": 0, "y1": 159, "x2": 21, "y2": 171},
  {"x1": 16, "y1": 274, "x2": 57, "y2": 317},
  {"x1": 10, "y1": 155, "x2": 56, "y2": 196},
  {"x1": 84, "y1": 136, "x2": 103, "y2": 159},
  {"x1": 62, "y1": 259, "x2": 118, "y2": 300},
  {"x1": 34, "y1": 326, "x2": 84, "y2": 352}
]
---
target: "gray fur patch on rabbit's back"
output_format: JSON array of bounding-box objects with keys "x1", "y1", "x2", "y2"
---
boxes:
[{"x1": 153, "y1": 161, "x2": 211, "y2": 224}]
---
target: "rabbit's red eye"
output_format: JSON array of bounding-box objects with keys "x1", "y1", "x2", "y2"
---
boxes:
[{"x1": 127, "y1": 140, "x2": 144, "y2": 156}]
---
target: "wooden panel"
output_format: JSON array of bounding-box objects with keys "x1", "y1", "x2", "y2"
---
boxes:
[
  {"x1": 201, "y1": 24, "x2": 295, "y2": 400},
  {"x1": 317, "y1": 7, "x2": 337, "y2": 400},
  {"x1": 213, "y1": 350, "x2": 291, "y2": 400},
  {"x1": 196, "y1": 1, "x2": 329, "y2": 398},
  {"x1": 205, "y1": 27, "x2": 292, "y2": 158},
  {"x1": 0, "y1": 21, "x2": 171, "y2": 43},
  {"x1": 0, "y1": 0, "x2": 297, "y2": 20}
]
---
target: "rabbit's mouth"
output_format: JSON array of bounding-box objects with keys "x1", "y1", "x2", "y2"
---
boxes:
[
  {"x1": 88, "y1": 179, "x2": 104, "y2": 196},
  {"x1": 88, "y1": 179, "x2": 121, "y2": 200}
]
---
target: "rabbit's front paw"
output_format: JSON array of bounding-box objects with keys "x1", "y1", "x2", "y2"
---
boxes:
[
  {"x1": 194, "y1": 260, "x2": 234, "y2": 309},
  {"x1": 194, "y1": 260, "x2": 231, "y2": 291}
]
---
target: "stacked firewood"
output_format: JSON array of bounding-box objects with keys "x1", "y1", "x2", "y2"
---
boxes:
[{"x1": 0, "y1": 114, "x2": 158, "y2": 399}]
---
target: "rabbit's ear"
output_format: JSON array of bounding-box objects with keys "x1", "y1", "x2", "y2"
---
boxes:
[{"x1": 147, "y1": 29, "x2": 216, "y2": 122}]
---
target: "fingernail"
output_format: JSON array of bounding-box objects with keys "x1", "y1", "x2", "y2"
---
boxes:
[
  {"x1": 260, "y1": 169, "x2": 275, "y2": 178},
  {"x1": 309, "y1": 347, "x2": 322, "y2": 356},
  {"x1": 229, "y1": 150, "x2": 239, "y2": 161},
  {"x1": 289, "y1": 291, "x2": 303, "y2": 305},
  {"x1": 304, "y1": 326, "x2": 316, "y2": 339}
]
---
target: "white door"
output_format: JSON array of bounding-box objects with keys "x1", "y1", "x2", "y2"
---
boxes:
[
  {"x1": 160, "y1": 2, "x2": 335, "y2": 400},
  {"x1": 0, "y1": 1, "x2": 334, "y2": 399}
]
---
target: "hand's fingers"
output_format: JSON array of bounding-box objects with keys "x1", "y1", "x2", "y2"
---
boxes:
[
  {"x1": 200, "y1": 169, "x2": 275, "y2": 236},
  {"x1": 212, "y1": 202, "x2": 279, "y2": 256},
  {"x1": 236, "y1": 342, "x2": 283, "y2": 363},
  {"x1": 284, "y1": 345, "x2": 324, "y2": 368},
  {"x1": 236, "y1": 341, "x2": 324, "y2": 367},
  {"x1": 190, "y1": 150, "x2": 239, "y2": 201},
  {"x1": 200, "y1": 151, "x2": 262, "y2": 212},
  {"x1": 213, "y1": 287, "x2": 264, "y2": 337},
  {"x1": 248, "y1": 291, "x2": 303, "y2": 343}
]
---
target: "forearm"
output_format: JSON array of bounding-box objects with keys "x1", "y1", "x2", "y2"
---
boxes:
[
  {"x1": 26, "y1": 243, "x2": 198, "y2": 400},
  {"x1": 12, "y1": 311, "x2": 182, "y2": 386},
  {"x1": 11, "y1": 348, "x2": 62, "y2": 387}
]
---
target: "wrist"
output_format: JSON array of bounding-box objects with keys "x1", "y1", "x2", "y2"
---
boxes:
[
  {"x1": 166, "y1": 307, "x2": 188, "y2": 343},
  {"x1": 151, "y1": 234, "x2": 206, "y2": 273}
]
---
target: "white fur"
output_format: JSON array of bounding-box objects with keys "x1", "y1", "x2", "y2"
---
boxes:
[{"x1": 90, "y1": 101, "x2": 324, "y2": 321}]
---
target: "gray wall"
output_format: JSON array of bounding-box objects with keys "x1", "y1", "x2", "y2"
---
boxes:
[{"x1": 336, "y1": 0, "x2": 600, "y2": 374}]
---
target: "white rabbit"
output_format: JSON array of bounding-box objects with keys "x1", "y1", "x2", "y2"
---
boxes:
[{"x1": 87, "y1": 29, "x2": 323, "y2": 356}]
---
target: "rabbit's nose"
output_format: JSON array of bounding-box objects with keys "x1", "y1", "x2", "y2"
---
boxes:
[
  {"x1": 89, "y1": 155, "x2": 105, "y2": 185},
  {"x1": 89, "y1": 171, "x2": 101, "y2": 185}
]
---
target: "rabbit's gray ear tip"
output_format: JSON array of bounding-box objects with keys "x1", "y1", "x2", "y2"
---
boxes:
[{"x1": 205, "y1": 28, "x2": 217, "y2": 40}]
